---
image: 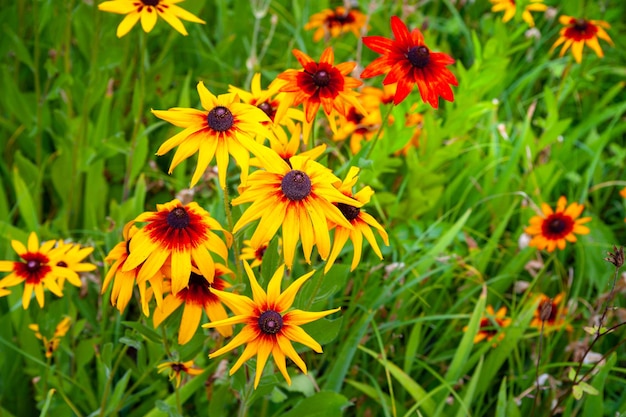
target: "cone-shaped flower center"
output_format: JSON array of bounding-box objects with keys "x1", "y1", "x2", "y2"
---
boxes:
[
  {"x1": 573, "y1": 19, "x2": 589, "y2": 32},
  {"x1": 17, "y1": 252, "x2": 51, "y2": 283},
  {"x1": 207, "y1": 106, "x2": 234, "y2": 132},
  {"x1": 178, "y1": 272, "x2": 215, "y2": 305},
  {"x1": 542, "y1": 213, "x2": 574, "y2": 239},
  {"x1": 258, "y1": 310, "x2": 283, "y2": 335},
  {"x1": 407, "y1": 46, "x2": 430, "y2": 68},
  {"x1": 313, "y1": 70, "x2": 331, "y2": 87},
  {"x1": 167, "y1": 207, "x2": 191, "y2": 229},
  {"x1": 170, "y1": 363, "x2": 185, "y2": 372},
  {"x1": 281, "y1": 170, "x2": 312, "y2": 201},
  {"x1": 26, "y1": 259, "x2": 42, "y2": 272},
  {"x1": 337, "y1": 202, "x2": 360, "y2": 221},
  {"x1": 257, "y1": 101, "x2": 275, "y2": 120},
  {"x1": 141, "y1": 0, "x2": 160, "y2": 6}
]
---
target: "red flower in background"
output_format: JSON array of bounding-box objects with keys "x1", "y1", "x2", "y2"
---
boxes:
[{"x1": 361, "y1": 16, "x2": 458, "y2": 108}]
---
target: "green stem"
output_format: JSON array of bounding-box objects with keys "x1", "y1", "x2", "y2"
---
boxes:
[
  {"x1": 223, "y1": 183, "x2": 243, "y2": 280},
  {"x1": 363, "y1": 104, "x2": 394, "y2": 160},
  {"x1": 98, "y1": 345, "x2": 129, "y2": 417}
]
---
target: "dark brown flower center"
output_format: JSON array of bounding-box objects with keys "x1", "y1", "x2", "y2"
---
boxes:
[
  {"x1": 281, "y1": 170, "x2": 312, "y2": 201},
  {"x1": 27, "y1": 259, "x2": 42, "y2": 272},
  {"x1": 257, "y1": 101, "x2": 274, "y2": 120},
  {"x1": 337, "y1": 202, "x2": 360, "y2": 221},
  {"x1": 57, "y1": 261, "x2": 68, "y2": 268},
  {"x1": 539, "y1": 300, "x2": 557, "y2": 323},
  {"x1": 312, "y1": 70, "x2": 331, "y2": 87},
  {"x1": 207, "y1": 106, "x2": 234, "y2": 132},
  {"x1": 141, "y1": 0, "x2": 160, "y2": 6},
  {"x1": 170, "y1": 363, "x2": 185, "y2": 372},
  {"x1": 255, "y1": 245, "x2": 267, "y2": 261},
  {"x1": 407, "y1": 46, "x2": 430, "y2": 68},
  {"x1": 167, "y1": 207, "x2": 190, "y2": 229},
  {"x1": 573, "y1": 18, "x2": 589, "y2": 32},
  {"x1": 258, "y1": 310, "x2": 283, "y2": 334},
  {"x1": 548, "y1": 218, "x2": 566, "y2": 234}
]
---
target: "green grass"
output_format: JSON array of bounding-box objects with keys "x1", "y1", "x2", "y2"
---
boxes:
[{"x1": 1, "y1": 0, "x2": 626, "y2": 416}]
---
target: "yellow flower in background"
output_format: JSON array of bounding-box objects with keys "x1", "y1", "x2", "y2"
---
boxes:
[
  {"x1": 252, "y1": 123, "x2": 326, "y2": 168},
  {"x1": 240, "y1": 240, "x2": 269, "y2": 268},
  {"x1": 102, "y1": 221, "x2": 164, "y2": 316},
  {"x1": 29, "y1": 316, "x2": 72, "y2": 358},
  {"x1": 489, "y1": 0, "x2": 547, "y2": 27},
  {"x1": 333, "y1": 90, "x2": 383, "y2": 154},
  {"x1": 232, "y1": 152, "x2": 360, "y2": 269},
  {"x1": 152, "y1": 83, "x2": 271, "y2": 188},
  {"x1": 123, "y1": 199, "x2": 231, "y2": 295},
  {"x1": 0, "y1": 232, "x2": 73, "y2": 309},
  {"x1": 98, "y1": 0, "x2": 205, "y2": 38},
  {"x1": 530, "y1": 293, "x2": 572, "y2": 332},
  {"x1": 464, "y1": 305, "x2": 512, "y2": 344},
  {"x1": 157, "y1": 360, "x2": 203, "y2": 388},
  {"x1": 551, "y1": 16, "x2": 613, "y2": 63},
  {"x1": 396, "y1": 109, "x2": 424, "y2": 156},
  {"x1": 54, "y1": 241, "x2": 97, "y2": 290},
  {"x1": 325, "y1": 167, "x2": 389, "y2": 273},
  {"x1": 525, "y1": 196, "x2": 591, "y2": 252},
  {"x1": 203, "y1": 262, "x2": 341, "y2": 388},
  {"x1": 153, "y1": 265, "x2": 233, "y2": 345},
  {"x1": 304, "y1": 6, "x2": 367, "y2": 42}
]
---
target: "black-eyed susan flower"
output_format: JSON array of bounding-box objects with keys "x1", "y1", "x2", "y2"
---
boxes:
[
  {"x1": 361, "y1": 16, "x2": 458, "y2": 108},
  {"x1": 551, "y1": 16, "x2": 613, "y2": 63},
  {"x1": 102, "y1": 221, "x2": 164, "y2": 316},
  {"x1": 229, "y1": 73, "x2": 303, "y2": 144},
  {"x1": 153, "y1": 265, "x2": 233, "y2": 345},
  {"x1": 332, "y1": 90, "x2": 384, "y2": 154},
  {"x1": 324, "y1": 167, "x2": 388, "y2": 273},
  {"x1": 98, "y1": 0, "x2": 205, "y2": 38},
  {"x1": 530, "y1": 293, "x2": 572, "y2": 332},
  {"x1": 54, "y1": 241, "x2": 96, "y2": 290},
  {"x1": 304, "y1": 6, "x2": 367, "y2": 42},
  {"x1": 240, "y1": 240, "x2": 269, "y2": 268},
  {"x1": 157, "y1": 360, "x2": 203, "y2": 388},
  {"x1": 254, "y1": 124, "x2": 326, "y2": 168},
  {"x1": 203, "y1": 262, "x2": 341, "y2": 388},
  {"x1": 29, "y1": 316, "x2": 72, "y2": 358},
  {"x1": 489, "y1": 0, "x2": 547, "y2": 27},
  {"x1": 525, "y1": 196, "x2": 591, "y2": 252},
  {"x1": 464, "y1": 305, "x2": 512, "y2": 344},
  {"x1": 152, "y1": 82, "x2": 271, "y2": 188},
  {"x1": 232, "y1": 152, "x2": 360, "y2": 269},
  {"x1": 123, "y1": 199, "x2": 232, "y2": 295},
  {"x1": 0, "y1": 232, "x2": 73, "y2": 309},
  {"x1": 274, "y1": 47, "x2": 365, "y2": 140}
]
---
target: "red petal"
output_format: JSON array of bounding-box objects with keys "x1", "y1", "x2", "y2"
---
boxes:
[
  {"x1": 362, "y1": 36, "x2": 395, "y2": 54},
  {"x1": 390, "y1": 16, "x2": 411, "y2": 47}
]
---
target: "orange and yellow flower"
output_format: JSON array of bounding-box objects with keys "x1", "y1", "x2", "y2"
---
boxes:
[
  {"x1": 54, "y1": 241, "x2": 96, "y2": 290},
  {"x1": 98, "y1": 0, "x2": 205, "y2": 38},
  {"x1": 157, "y1": 360, "x2": 203, "y2": 388},
  {"x1": 29, "y1": 316, "x2": 72, "y2": 358},
  {"x1": 203, "y1": 262, "x2": 341, "y2": 388},
  {"x1": 361, "y1": 16, "x2": 458, "y2": 107},
  {"x1": 232, "y1": 152, "x2": 360, "y2": 269},
  {"x1": 551, "y1": 16, "x2": 613, "y2": 63},
  {"x1": 123, "y1": 199, "x2": 231, "y2": 295},
  {"x1": 304, "y1": 6, "x2": 367, "y2": 42},
  {"x1": 530, "y1": 293, "x2": 572, "y2": 332},
  {"x1": 333, "y1": 89, "x2": 384, "y2": 154},
  {"x1": 525, "y1": 196, "x2": 591, "y2": 252},
  {"x1": 325, "y1": 167, "x2": 388, "y2": 273},
  {"x1": 153, "y1": 265, "x2": 233, "y2": 345},
  {"x1": 489, "y1": 0, "x2": 547, "y2": 27},
  {"x1": 274, "y1": 47, "x2": 365, "y2": 140},
  {"x1": 465, "y1": 305, "x2": 512, "y2": 344},
  {"x1": 0, "y1": 232, "x2": 75, "y2": 309},
  {"x1": 240, "y1": 240, "x2": 269, "y2": 268},
  {"x1": 152, "y1": 82, "x2": 271, "y2": 188}
]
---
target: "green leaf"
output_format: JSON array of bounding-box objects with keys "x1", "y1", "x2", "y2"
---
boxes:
[
  {"x1": 12, "y1": 167, "x2": 38, "y2": 232},
  {"x1": 281, "y1": 392, "x2": 351, "y2": 417}
]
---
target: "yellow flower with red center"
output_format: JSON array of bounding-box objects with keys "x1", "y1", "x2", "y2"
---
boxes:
[
  {"x1": 525, "y1": 196, "x2": 591, "y2": 252},
  {"x1": 361, "y1": 16, "x2": 458, "y2": 107},
  {"x1": 29, "y1": 316, "x2": 72, "y2": 358},
  {"x1": 333, "y1": 90, "x2": 384, "y2": 154},
  {"x1": 274, "y1": 47, "x2": 365, "y2": 140},
  {"x1": 123, "y1": 199, "x2": 232, "y2": 295},
  {"x1": 152, "y1": 82, "x2": 271, "y2": 189},
  {"x1": 157, "y1": 360, "x2": 203, "y2": 388},
  {"x1": 530, "y1": 293, "x2": 572, "y2": 332},
  {"x1": 54, "y1": 241, "x2": 97, "y2": 290},
  {"x1": 0, "y1": 232, "x2": 75, "y2": 309},
  {"x1": 304, "y1": 6, "x2": 367, "y2": 42},
  {"x1": 153, "y1": 265, "x2": 233, "y2": 345},
  {"x1": 240, "y1": 240, "x2": 269, "y2": 268},
  {"x1": 489, "y1": 0, "x2": 547, "y2": 27},
  {"x1": 324, "y1": 167, "x2": 389, "y2": 273},
  {"x1": 102, "y1": 221, "x2": 165, "y2": 316},
  {"x1": 203, "y1": 262, "x2": 341, "y2": 388},
  {"x1": 464, "y1": 305, "x2": 512, "y2": 344},
  {"x1": 551, "y1": 16, "x2": 613, "y2": 63},
  {"x1": 98, "y1": 0, "x2": 205, "y2": 37},
  {"x1": 232, "y1": 152, "x2": 360, "y2": 269}
]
